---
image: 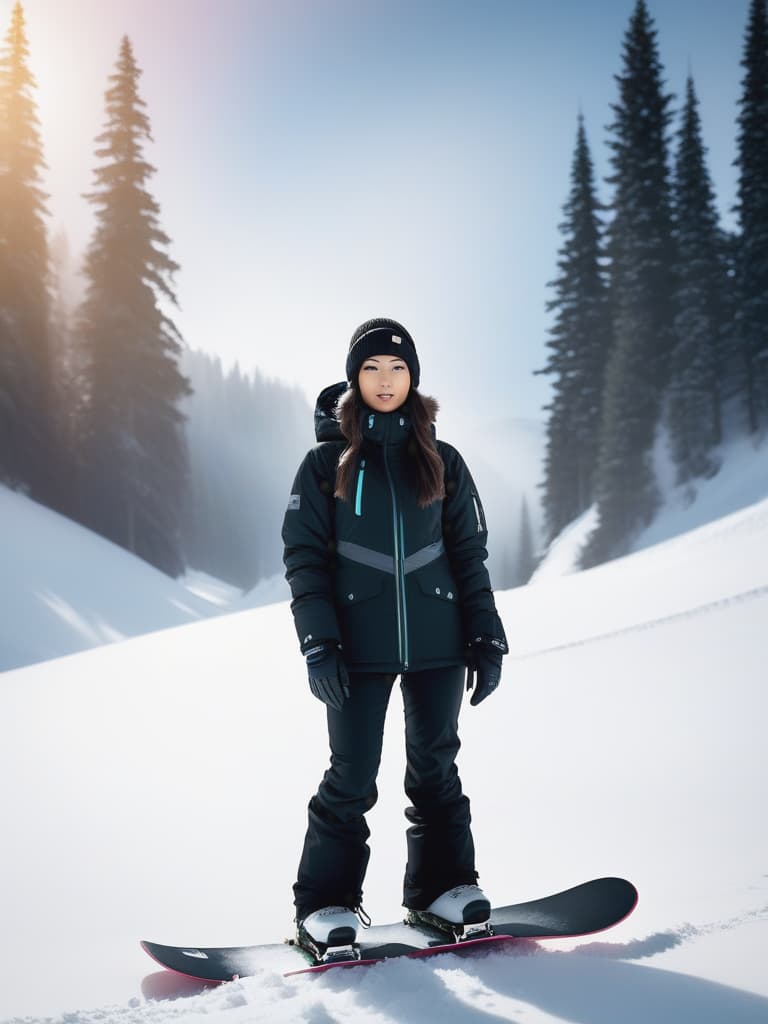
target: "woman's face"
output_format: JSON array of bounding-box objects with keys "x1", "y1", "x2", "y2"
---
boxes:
[{"x1": 357, "y1": 355, "x2": 411, "y2": 412}]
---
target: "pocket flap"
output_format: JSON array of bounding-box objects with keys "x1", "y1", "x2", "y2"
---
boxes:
[
  {"x1": 414, "y1": 566, "x2": 459, "y2": 602},
  {"x1": 335, "y1": 564, "x2": 386, "y2": 605}
]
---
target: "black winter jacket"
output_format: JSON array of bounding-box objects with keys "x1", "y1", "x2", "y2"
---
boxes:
[{"x1": 281, "y1": 383, "x2": 507, "y2": 673}]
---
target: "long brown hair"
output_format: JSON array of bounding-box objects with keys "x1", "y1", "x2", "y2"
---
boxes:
[{"x1": 334, "y1": 386, "x2": 445, "y2": 509}]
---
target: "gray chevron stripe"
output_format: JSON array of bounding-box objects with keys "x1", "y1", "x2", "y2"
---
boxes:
[
  {"x1": 404, "y1": 539, "x2": 445, "y2": 573},
  {"x1": 337, "y1": 541, "x2": 394, "y2": 573},
  {"x1": 337, "y1": 539, "x2": 445, "y2": 575}
]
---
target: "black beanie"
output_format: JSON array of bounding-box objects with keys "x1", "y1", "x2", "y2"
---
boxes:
[{"x1": 346, "y1": 317, "x2": 420, "y2": 389}]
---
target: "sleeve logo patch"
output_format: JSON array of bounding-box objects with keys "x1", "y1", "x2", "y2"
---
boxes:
[{"x1": 287, "y1": 494, "x2": 301, "y2": 511}]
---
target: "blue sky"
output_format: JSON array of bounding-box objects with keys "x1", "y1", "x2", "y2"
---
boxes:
[{"x1": 9, "y1": 0, "x2": 752, "y2": 424}]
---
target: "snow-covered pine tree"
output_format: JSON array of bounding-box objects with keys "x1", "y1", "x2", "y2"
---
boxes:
[
  {"x1": 76, "y1": 36, "x2": 191, "y2": 577},
  {"x1": 734, "y1": 0, "x2": 768, "y2": 432},
  {"x1": 0, "y1": 2, "x2": 54, "y2": 499},
  {"x1": 537, "y1": 113, "x2": 610, "y2": 543},
  {"x1": 666, "y1": 75, "x2": 728, "y2": 486},
  {"x1": 581, "y1": 0, "x2": 676, "y2": 568}
]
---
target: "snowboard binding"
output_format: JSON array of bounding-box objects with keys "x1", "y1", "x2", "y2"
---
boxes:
[
  {"x1": 290, "y1": 933, "x2": 361, "y2": 965},
  {"x1": 405, "y1": 909, "x2": 494, "y2": 943},
  {"x1": 292, "y1": 922, "x2": 362, "y2": 966}
]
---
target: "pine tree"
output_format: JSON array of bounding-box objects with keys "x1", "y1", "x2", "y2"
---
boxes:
[
  {"x1": 581, "y1": 0, "x2": 676, "y2": 568},
  {"x1": 718, "y1": 228, "x2": 743, "y2": 401},
  {"x1": 666, "y1": 75, "x2": 727, "y2": 486},
  {"x1": 734, "y1": 0, "x2": 768, "y2": 432},
  {"x1": 515, "y1": 495, "x2": 536, "y2": 586},
  {"x1": 537, "y1": 113, "x2": 611, "y2": 543},
  {"x1": 76, "y1": 36, "x2": 191, "y2": 576},
  {"x1": 49, "y1": 228, "x2": 82, "y2": 517},
  {"x1": 0, "y1": 1, "x2": 53, "y2": 497},
  {"x1": 179, "y1": 347, "x2": 311, "y2": 589},
  {"x1": 499, "y1": 540, "x2": 516, "y2": 590}
]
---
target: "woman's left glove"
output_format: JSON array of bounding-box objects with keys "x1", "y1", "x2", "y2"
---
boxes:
[
  {"x1": 466, "y1": 635, "x2": 507, "y2": 706},
  {"x1": 305, "y1": 641, "x2": 350, "y2": 712}
]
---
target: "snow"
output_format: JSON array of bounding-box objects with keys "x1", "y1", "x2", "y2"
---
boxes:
[
  {"x1": 2, "y1": 466, "x2": 768, "y2": 1021},
  {"x1": 0, "y1": 485, "x2": 220, "y2": 672},
  {"x1": 529, "y1": 506, "x2": 598, "y2": 582},
  {"x1": 180, "y1": 570, "x2": 243, "y2": 608},
  {"x1": 636, "y1": 429, "x2": 768, "y2": 552},
  {"x1": 532, "y1": 427, "x2": 768, "y2": 582},
  {"x1": 235, "y1": 571, "x2": 292, "y2": 610}
]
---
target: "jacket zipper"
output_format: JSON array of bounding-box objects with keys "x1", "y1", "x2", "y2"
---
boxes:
[
  {"x1": 471, "y1": 491, "x2": 485, "y2": 533},
  {"x1": 383, "y1": 441, "x2": 408, "y2": 670},
  {"x1": 398, "y1": 507, "x2": 409, "y2": 668},
  {"x1": 354, "y1": 458, "x2": 366, "y2": 516}
]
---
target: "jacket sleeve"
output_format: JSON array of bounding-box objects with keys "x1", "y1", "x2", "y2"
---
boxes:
[
  {"x1": 281, "y1": 446, "x2": 342, "y2": 654},
  {"x1": 439, "y1": 442, "x2": 508, "y2": 651}
]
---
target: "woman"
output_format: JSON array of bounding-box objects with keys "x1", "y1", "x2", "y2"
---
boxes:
[{"x1": 281, "y1": 317, "x2": 508, "y2": 959}]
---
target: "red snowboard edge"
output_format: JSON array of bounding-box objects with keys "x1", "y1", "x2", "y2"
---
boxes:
[{"x1": 283, "y1": 932, "x2": 518, "y2": 976}]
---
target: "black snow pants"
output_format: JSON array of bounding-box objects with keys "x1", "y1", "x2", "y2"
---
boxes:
[{"x1": 293, "y1": 664, "x2": 478, "y2": 921}]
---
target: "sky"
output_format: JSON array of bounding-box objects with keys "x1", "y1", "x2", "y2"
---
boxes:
[{"x1": 3, "y1": 0, "x2": 752, "y2": 423}]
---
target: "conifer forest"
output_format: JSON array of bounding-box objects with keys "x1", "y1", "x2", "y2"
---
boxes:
[{"x1": 1, "y1": 1, "x2": 766, "y2": 584}]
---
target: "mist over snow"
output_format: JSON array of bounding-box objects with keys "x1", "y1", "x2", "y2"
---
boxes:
[{"x1": 1, "y1": 470, "x2": 767, "y2": 1021}]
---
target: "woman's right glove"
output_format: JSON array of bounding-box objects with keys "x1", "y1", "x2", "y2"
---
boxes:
[{"x1": 304, "y1": 641, "x2": 350, "y2": 712}]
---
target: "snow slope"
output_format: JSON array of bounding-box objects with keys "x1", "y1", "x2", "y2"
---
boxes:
[
  {"x1": 532, "y1": 430, "x2": 768, "y2": 581},
  {"x1": 1, "y1": 492, "x2": 767, "y2": 1022},
  {"x1": 0, "y1": 485, "x2": 224, "y2": 672}
]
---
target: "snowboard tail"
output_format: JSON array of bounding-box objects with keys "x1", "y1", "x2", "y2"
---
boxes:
[{"x1": 141, "y1": 876, "x2": 638, "y2": 980}]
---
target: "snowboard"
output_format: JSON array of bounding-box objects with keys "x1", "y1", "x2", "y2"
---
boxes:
[{"x1": 141, "y1": 876, "x2": 637, "y2": 980}]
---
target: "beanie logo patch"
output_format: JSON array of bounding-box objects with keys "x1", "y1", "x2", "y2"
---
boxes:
[{"x1": 392, "y1": 335, "x2": 402, "y2": 344}]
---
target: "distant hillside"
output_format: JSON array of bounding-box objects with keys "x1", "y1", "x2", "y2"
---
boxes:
[{"x1": 0, "y1": 484, "x2": 219, "y2": 672}]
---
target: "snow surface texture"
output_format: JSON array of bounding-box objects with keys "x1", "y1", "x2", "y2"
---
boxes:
[{"x1": 1, "y1": 489, "x2": 767, "y2": 1021}]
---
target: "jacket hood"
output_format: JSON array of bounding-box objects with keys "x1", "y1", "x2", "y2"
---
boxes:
[
  {"x1": 313, "y1": 382, "x2": 438, "y2": 443},
  {"x1": 314, "y1": 381, "x2": 349, "y2": 441}
]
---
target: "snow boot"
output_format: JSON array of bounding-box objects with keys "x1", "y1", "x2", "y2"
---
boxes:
[
  {"x1": 425, "y1": 884, "x2": 491, "y2": 924},
  {"x1": 296, "y1": 906, "x2": 362, "y2": 963},
  {"x1": 407, "y1": 884, "x2": 492, "y2": 940}
]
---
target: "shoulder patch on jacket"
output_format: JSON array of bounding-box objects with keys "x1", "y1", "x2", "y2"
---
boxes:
[{"x1": 287, "y1": 494, "x2": 301, "y2": 511}]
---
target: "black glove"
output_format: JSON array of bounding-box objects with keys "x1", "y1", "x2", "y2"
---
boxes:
[
  {"x1": 305, "y1": 641, "x2": 350, "y2": 712},
  {"x1": 466, "y1": 635, "x2": 507, "y2": 707}
]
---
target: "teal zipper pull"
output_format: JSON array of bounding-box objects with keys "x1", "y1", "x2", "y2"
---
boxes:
[{"x1": 354, "y1": 458, "x2": 366, "y2": 516}]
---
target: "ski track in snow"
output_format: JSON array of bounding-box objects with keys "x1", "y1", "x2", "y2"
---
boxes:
[
  {"x1": 574, "y1": 902, "x2": 768, "y2": 960},
  {"x1": 509, "y1": 580, "x2": 768, "y2": 660}
]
